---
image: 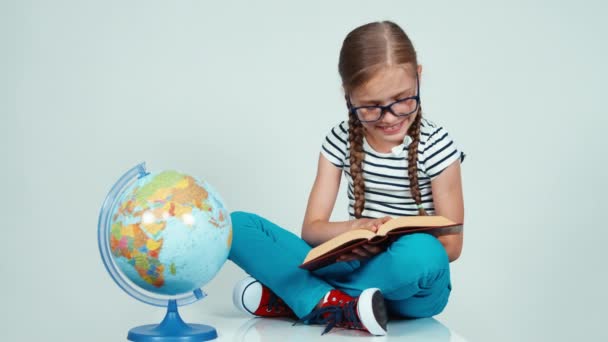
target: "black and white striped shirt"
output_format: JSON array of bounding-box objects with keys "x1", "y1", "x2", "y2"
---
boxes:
[{"x1": 320, "y1": 117, "x2": 466, "y2": 219}]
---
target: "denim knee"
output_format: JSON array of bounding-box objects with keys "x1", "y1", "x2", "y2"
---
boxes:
[
  {"x1": 388, "y1": 278, "x2": 451, "y2": 318},
  {"x1": 388, "y1": 233, "x2": 449, "y2": 285},
  {"x1": 230, "y1": 211, "x2": 267, "y2": 235},
  {"x1": 230, "y1": 211, "x2": 257, "y2": 227},
  {"x1": 228, "y1": 211, "x2": 258, "y2": 258}
]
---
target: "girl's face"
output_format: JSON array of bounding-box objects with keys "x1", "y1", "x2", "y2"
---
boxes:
[{"x1": 349, "y1": 65, "x2": 422, "y2": 151}]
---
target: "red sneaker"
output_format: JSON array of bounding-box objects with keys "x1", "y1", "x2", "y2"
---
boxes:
[
  {"x1": 296, "y1": 288, "x2": 388, "y2": 336},
  {"x1": 233, "y1": 276, "x2": 297, "y2": 318}
]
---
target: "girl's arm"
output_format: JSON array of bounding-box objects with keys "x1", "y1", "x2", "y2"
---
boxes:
[
  {"x1": 301, "y1": 154, "x2": 354, "y2": 246},
  {"x1": 431, "y1": 160, "x2": 465, "y2": 262}
]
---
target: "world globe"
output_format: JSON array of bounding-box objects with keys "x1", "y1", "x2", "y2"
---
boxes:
[{"x1": 98, "y1": 163, "x2": 232, "y2": 341}]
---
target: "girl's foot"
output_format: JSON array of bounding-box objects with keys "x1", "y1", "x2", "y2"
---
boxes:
[
  {"x1": 296, "y1": 288, "x2": 388, "y2": 336},
  {"x1": 232, "y1": 276, "x2": 297, "y2": 318}
]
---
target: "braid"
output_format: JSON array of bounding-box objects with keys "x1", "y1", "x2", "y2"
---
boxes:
[
  {"x1": 348, "y1": 112, "x2": 366, "y2": 218},
  {"x1": 407, "y1": 108, "x2": 428, "y2": 216}
]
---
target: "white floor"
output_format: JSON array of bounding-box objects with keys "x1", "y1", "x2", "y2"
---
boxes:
[
  {"x1": 224, "y1": 317, "x2": 467, "y2": 342},
  {"x1": 163, "y1": 308, "x2": 469, "y2": 342}
]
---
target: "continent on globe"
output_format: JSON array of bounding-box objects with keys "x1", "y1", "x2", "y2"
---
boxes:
[{"x1": 109, "y1": 170, "x2": 232, "y2": 295}]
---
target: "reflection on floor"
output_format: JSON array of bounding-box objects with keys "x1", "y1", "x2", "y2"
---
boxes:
[{"x1": 223, "y1": 315, "x2": 468, "y2": 341}]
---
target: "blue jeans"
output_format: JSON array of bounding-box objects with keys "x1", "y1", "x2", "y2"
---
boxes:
[{"x1": 228, "y1": 211, "x2": 452, "y2": 319}]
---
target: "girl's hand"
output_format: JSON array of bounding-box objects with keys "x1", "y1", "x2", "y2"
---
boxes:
[
  {"x1": 337, "y1": 243, "x2": 385, "y2": 262},
  {"x1": 337, "y1": 216, "x2": 392, "y2": 262},
  {"x1": 350, "y1": 216, "x2": 392, "y2": 233}
]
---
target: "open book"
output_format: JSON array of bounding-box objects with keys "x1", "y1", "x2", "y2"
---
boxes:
[{"x1": 299, "y1": 216, "x2": 463, "y2": 271}]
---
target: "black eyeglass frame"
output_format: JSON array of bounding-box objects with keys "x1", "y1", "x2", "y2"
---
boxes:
[{"x1": 347, "y1": 74, "x2": 421, "y2": 123}]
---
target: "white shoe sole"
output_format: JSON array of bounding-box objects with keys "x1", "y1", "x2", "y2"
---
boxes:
[
  {"x1": 357, "y1": 288, "x2": 388, "y2": 336},
  {"x1": 232, "y1": 276, "x2": 262, "y2": 316}
]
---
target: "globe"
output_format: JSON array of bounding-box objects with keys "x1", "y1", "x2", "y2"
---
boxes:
[{"x1": 98, "y1": 162, "x2": 232, "y2": 341}]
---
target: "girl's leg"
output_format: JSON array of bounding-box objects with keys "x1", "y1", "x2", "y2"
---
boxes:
[
  {"x1": 384, "y1": 269, "x2": 451, "y2": 318},
  {"x1": 323, "y1": 233, "x2": 452, "y2": 318},
  {"x1": 228, "y1": 211, "x2": 333, "y2": 318}
]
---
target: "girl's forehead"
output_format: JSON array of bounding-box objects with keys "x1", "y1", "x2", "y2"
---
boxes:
[{"x1": 352, "y1": 65, "x2": 417, "y2": 102}]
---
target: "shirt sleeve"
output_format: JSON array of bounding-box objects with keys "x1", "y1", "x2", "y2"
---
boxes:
[
  {"x1": 421, "y1": 126, "x2": 466, "y2": 180},
  {"x1": 320, "y1": 122, "x2": 348, "y2": 168}
]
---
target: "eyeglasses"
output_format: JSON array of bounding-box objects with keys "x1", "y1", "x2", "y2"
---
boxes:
[{"x1": 347, "y1": 74, "x2": 420, "y2": 123}]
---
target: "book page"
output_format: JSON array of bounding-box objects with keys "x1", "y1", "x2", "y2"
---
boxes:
[
  {"x1": 377, "y1": 215, "x2": 457, "y2": 235},
  {"x1": 303, "y1": 229, "x2": 375, "y2": 264}
]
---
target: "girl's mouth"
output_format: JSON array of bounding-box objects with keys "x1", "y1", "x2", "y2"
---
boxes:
[{"x1": 376, "y1": 120, "x2": 405, "y2": 135}]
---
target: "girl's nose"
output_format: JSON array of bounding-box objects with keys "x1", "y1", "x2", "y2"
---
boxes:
[{"x1": 379, "y1": 108, "x2": 401, "y2": 123}]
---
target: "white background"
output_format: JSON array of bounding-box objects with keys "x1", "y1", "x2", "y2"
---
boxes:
[{"x1": 2, "y1": 0, "x2": 607, "y2": 341}]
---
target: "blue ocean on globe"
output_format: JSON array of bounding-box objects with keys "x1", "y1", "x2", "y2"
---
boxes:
[{"x1": 108, "y1": 170, "x2": 232, "y2": 296}]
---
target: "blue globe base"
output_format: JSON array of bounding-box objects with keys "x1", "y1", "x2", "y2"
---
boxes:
[{"x1": 127, "y1": 300, "x2": 217, "y2": 341}]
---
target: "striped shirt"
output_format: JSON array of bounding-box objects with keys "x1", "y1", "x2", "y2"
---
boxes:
[{"x1": 320, "y1": 117, "x2": 466, "y2": 219}]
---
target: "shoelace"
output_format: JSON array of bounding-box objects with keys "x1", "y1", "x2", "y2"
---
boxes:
[
  {"x1": 294, "y1": 300, "x2": 362, "y2": 335},
  {"x1": 266, "y1": 291, "x2": 287, "y2": 313}
]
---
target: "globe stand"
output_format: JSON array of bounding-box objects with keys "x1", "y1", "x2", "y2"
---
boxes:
[{"x1": 127, "y1": 300, "x2": 217, "y2": 341}]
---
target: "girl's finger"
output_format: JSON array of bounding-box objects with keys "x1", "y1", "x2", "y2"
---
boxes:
[
  {"x1": 352, "y1": 248, "x2": 369, "y2": 257},
  {"x1": 339, "y1": 254, "x2": 357, "y2": 262},
  {"x1": 364, "y1": 222, "x2": 377, "y2": 232},
  {"x1": 374, "y1": 218, "x2": 387, "y2": 228},
  {"x1": 362, "y1": 244, "x2": 381, "y2": 254}
]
